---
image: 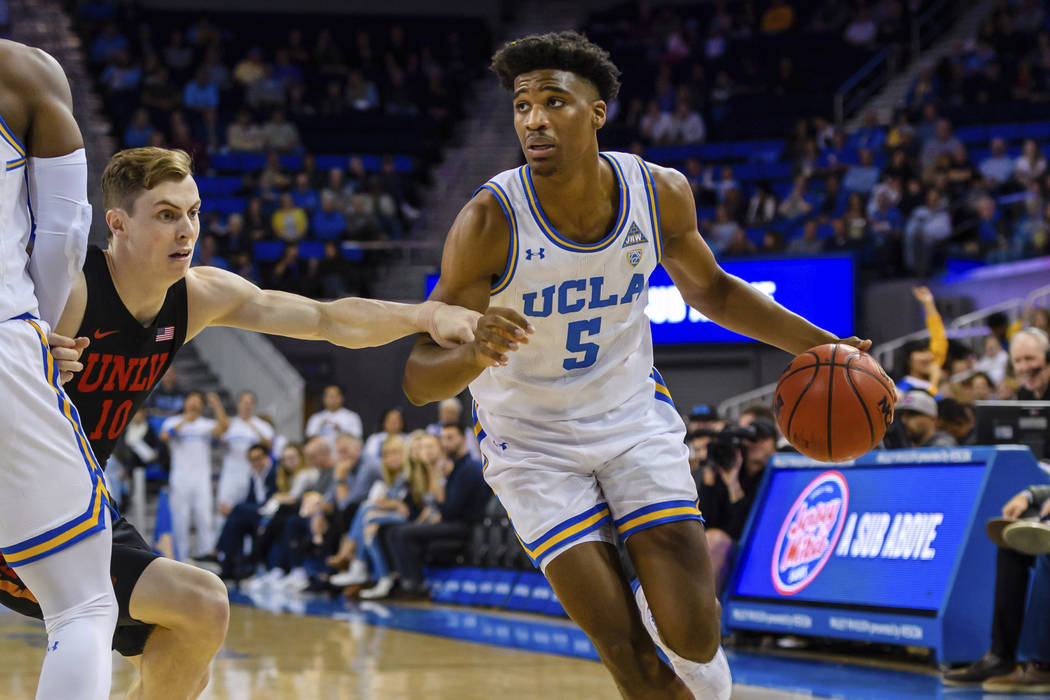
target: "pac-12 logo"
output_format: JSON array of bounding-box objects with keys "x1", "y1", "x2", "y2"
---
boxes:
[{"x1": 771, "y1": 471, "x2": 849, "y2": 595}]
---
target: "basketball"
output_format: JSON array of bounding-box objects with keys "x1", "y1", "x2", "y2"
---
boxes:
[{"x1": 774, "y1": 344, "x2": 896, "y2": 462}]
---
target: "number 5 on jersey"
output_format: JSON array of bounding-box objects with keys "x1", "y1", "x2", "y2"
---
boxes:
[{"x1": 564, "y1": 318, "x2": 601, "y2": 370}]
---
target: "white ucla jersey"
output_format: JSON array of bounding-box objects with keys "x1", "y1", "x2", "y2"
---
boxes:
[
  {"x1": 469, "y1": 151, "x2": 666, "y2": 421},
  {"x1": 0, "y1": 113, "x2": 36, "y2": 322}
]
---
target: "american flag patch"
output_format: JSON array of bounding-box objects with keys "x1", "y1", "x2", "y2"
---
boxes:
[{"x1": 155, "y1": 326, "x2": 174, "y2": 342}]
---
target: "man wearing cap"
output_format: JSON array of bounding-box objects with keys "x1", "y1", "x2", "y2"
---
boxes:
[
  {"x1": 896, "y1": 389, "x2": 956, "y2": 447},
  {"x1": 687, "y1": 403, "x2": 724, "y2": 434}
]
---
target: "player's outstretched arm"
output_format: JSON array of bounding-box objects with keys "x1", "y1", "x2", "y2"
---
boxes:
[
  {"x1": 10, "y1": 43, "x2": 92, "y2": 329},
  {"x1": 403, "y1": 191, "x2": 533, "y2": 406},
  {"x1": 654, "y1": 165, "x2": 870, "y2": 356},
  {"x1": 184, "y1": 266, "x2": 479, "y2": 349}
]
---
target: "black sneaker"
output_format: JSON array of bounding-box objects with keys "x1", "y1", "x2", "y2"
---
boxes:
[{"x1": 942, "y1": 652, "x2": 1015, "y2": 686}]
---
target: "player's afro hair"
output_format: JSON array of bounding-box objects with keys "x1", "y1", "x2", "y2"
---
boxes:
[{"x1": 490, "y1": 31, "x2": 621, "y2": 102}]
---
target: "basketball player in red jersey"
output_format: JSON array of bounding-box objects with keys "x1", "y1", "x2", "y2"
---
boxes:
[
  {"x1": 404, "y1": 33, "x2": 882, "y2": 699},
  {"x1": 0, "y1": 146, "x2": 479, "y2": 700}
]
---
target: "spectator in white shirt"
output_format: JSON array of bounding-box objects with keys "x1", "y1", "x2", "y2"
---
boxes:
[
  {"x1": 904, "y1": 188, "x2": 952, "y2": 274},
  {"x1": 305, "y1": 384, "x2": 363, "y2": 451},
  {"x1": 1014, "y1": 139, "x2": 1047, "y2": 187},
  {"x1": 218, "y1": 391, "x2": 276, "y2": 517},
  {"x1": 362, "y1": 407, "x2": 408, "y2": 468},
  {"x1": 979, "y1": 138, "x2": 1015, "y2": 184},
  {"x1": 665, "y1": 101, "x2": 706, "y2": 144},
  {"x1": 844, "y1": 7, "x2": 877, "y2": 45},
  {"x1": 160, "y1": 392, "x2": 229, "y2": 560},
  {"x1": 975, "y1": 334, "x2": 1010, "y2": 386},
  {"x1": 639, "y1": 100, "x2": 673, "y2": 144}
]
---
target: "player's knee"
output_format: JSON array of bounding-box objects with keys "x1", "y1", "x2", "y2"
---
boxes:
[
  {"x1": 659, "y1": 598, "x2": 722, "y2": 664},
  {"x1": 177, "y1": 570, "x2": 229, "y2": 646}
]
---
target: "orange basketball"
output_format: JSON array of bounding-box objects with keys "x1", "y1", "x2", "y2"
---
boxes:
[{"x1": 774, "y1": 344, "x2": 896, "y2": 462}]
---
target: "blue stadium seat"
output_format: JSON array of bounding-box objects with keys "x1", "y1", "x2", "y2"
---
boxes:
[
  {"x1": 1020, "y1": 122, "x2": 1050, "y2": 140},
  {"x1": 956, "y1": 125, "x2": 989, "y2": 144},
  {"x1": 208, "y1": 197, "x2": 246, "y2": 215},
  {"x1": 196, "y1": 176, "x2": 241, "y2": 196},
  {"x1": 237, "y1": 153, "x2": 267, "y2": 171},
  {"x1": 314, "y1": 155, "x2": 345, "y2": 171},
  {"x1": 210, "y1": 153, "x2": 241, "y2": 171},
  {"x1": 341, "y1": 242, "x2": 364, "y2": 261},
  {"x1": 745, "y1": 227, "x2": 766, "y2": 247},
  {"x1": 252, "y1": 241, "x2": 285, "y2": 262},
  {"x1": 297, "y1": 240, "x2": 325, "y2": 260},
  {"x1": 278, "y1": 154, "x2": 303, "y2": 171}
]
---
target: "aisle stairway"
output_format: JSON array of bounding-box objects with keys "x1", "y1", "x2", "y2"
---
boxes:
[{"x1": 381, "y1": 1, "x2": 586, "y2": 301}]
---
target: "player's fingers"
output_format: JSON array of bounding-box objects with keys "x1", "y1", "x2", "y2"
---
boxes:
[
  {"x1": 487, "y1": 307, "x2": 535, "y2": 337},
  {"x1": 839, "y1": 336, "x2": 872, "y2": 352},
  {"x1": 73, "y1": 336, "x2": 90, "y2": 351},
  {"x1": 473, "y1": 342, "x2": 508, "y2": 367},
  {"x1": 476, "y1": 331, "x2": 518, "y2": 356},
  {"x1": 59, "y1": 370, "x2": 73, "y2": 385},
  {"x1": 46, "y1": 332, "x2": 76, "y2": 349},
  {"x1": 480, "y1": 314, "x2": 529, "y2": 344}
]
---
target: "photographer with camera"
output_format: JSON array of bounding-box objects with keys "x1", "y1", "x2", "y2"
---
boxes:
[{"x1": 692, "y1": 419, "x2": 778, "y2": 594}]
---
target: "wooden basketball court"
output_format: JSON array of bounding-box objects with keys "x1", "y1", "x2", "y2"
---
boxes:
[{"x1": 0, "y1": 599, "x2": 817, "y2": 699}]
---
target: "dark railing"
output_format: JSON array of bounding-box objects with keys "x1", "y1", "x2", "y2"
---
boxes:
[{"x1": 833, "y1": 0, "x2": 973, "y2": 126}]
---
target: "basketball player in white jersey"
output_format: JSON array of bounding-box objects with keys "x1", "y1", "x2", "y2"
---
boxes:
[
  {"x1": 0, "y1": 40, "x2": 117, "y2": 699},
  {"x1": 24, "y1": 145, "x2": 480, "y2": 700},
  {"x1": 404, "y1": 33, "x2": 874, "y2": 699},
  {"x1": 160, "y1": 391, "x2": 227, "y2": 561},
  {"x1": 217, "y1": 391, "x2": 274, "y2": 517}
]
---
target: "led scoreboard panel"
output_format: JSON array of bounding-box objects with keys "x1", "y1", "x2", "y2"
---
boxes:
[
  {"x1": 423, "y1": 255, "x2": 854, "y2": 345},
  {"x1": 723, "y1": 447, "x2": 1048, "y2": 663}
]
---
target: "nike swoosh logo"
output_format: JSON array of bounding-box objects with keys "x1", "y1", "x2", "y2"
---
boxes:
[{"x1": 93, "y1": 329, "x2": 119, "y2": 339}]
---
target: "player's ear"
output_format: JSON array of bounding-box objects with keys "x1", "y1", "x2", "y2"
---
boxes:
[
  {"x1": 592, "y1": 100, "x2": 607, "y2": 130},
  {"x1": 105, "y1": 208, "x2": 127, "y2": 241}
]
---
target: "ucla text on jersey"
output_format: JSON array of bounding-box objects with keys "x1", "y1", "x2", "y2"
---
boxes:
[{"x1": 469, "y1": 152, "x2": 667, "y2": 421}]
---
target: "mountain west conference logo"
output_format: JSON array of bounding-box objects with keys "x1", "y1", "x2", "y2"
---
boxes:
[{"x1": 771, "y1": 471, "x2": 849, "y2": 595}]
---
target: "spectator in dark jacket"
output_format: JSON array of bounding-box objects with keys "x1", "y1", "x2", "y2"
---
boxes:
[
  {"x1": 216, "y1": 444, "x2": 278, "y2": 578},
  {"x1": 694, "y1": 419, "x2": 778, "y2": 594},
  {"x1": 367, "y1": 423, "x2": 489, "y2": 598}
]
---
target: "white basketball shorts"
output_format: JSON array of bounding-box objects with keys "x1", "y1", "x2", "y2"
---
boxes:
[
  {"x1": 0, "y1": 314, "x2": 113, "y2": 567},
  {"x1": 472, "y1": 368, "x2": 703, "y2": 571}
]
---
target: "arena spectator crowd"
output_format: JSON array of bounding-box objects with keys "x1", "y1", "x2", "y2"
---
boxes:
[
  {"x1": 584, "y1": 0, "x2": 1050, "y2": 278},
  {"x1": 76, "y1": 1, "x2": 490, "y2": 297}
]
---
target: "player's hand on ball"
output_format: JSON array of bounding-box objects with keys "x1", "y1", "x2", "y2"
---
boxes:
[
  {"x1": 836, "y1": 336, "x2": 873, "y2": 352},
  {"x1": 472, "y1": 307, "x2": 534, "y2": 367},
  {"x1": 47, "y1": 332, "x2": 89, "y2": 385}
]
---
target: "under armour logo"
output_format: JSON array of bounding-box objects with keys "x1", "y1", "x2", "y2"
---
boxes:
[
  {"x1": 48, "y1": 641, "x2": 59, "y2": 652},
  {"x1": 525, "y1": 248, "x2": 545, "y2": 260},
  {"x1": 496, "y1": 441, "x2": 508, "y2": 450}
]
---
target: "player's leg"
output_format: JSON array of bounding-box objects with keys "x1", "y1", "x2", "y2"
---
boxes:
[
  {"x1": 544, "y1": 541, "x2": 690, "y2": 698},
  {"x1": 15, "y1": 520, "x2": 117, "y2": 700},
  {"x1": 0, "y1": 319, "x2": 119, "y2": 698},
  {"x1": 126, "y1": 557, "x2": 230, "y2": 699},
  {"x1": 625, "y1": 520, "x2": 721, "y2": 662},
  {"x1": 599, "y1": 385, "x2": 731, "y2": 698}
]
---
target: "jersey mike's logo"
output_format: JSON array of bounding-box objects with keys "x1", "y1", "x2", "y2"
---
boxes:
[{"x1": 771, "y1": 471, "x2": 849, "y2": 595}]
